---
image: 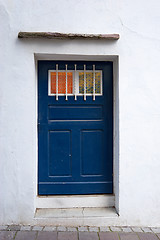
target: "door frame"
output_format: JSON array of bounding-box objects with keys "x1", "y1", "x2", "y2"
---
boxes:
[{"x1": 34, "y1": 54, "x2": 119, "y2": 212}]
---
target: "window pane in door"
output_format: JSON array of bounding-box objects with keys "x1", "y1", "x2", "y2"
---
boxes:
[
  {"x1": 95, "y1": 72, "x2": 101, "y2": 94},
  {"x1": 50, "y1": 72, "x2": 73, "y2": 94},
  {"x1": 79, "y1": 72, "x2": 101, "y2": 94}
]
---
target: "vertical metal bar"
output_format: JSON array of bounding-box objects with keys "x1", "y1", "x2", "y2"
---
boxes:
[
  {"x1": 74, "y1": 64, "x2": 77, "y2": 100},
  {"x1": 56, "y1": 64, "x2": 58, "y2": 101},
  {"x1": 84, "y1": 64, "x2": 86, "y2": 101},
  {"x1": 65, "y1": 64, "x2": 68, "y2": 100},
  {"x1": 93, "y1": 64, "x2": 95, "y2": 101}
]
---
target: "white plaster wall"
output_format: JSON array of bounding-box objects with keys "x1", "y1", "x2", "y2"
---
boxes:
[{"x1": 0, "y1": 0, "x2": 160, "y2": 226}]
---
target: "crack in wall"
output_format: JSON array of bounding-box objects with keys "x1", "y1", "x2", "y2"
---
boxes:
[{"x1": 103, "y1": 4, "x2": 160, "y2": 42}]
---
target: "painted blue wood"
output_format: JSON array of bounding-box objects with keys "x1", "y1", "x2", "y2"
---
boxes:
[
  {"x1": 48, "y1": 106, "x2": 103, "y2": 120},
  {"x1": 49, "y1": 131, "x2": 72, "y2": 176},
  {"x1": 81, "y1": 130, "x2": 104, "y2": 176},
  {"x1": 38, "y1": 61, "x2": 113, "y2": 195}
]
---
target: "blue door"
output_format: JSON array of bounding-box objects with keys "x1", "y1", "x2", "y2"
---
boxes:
[{"x1": 38, "y1": 61, "x2": 113, "y2": 195}]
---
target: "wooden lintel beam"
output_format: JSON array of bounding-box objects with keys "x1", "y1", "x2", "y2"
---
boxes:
[{"x1": 18, "y1": 32, "x2": 120, "y2": 40}]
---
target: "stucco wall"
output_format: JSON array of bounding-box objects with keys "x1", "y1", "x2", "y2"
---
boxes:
[{"x1": 0, "y1": 0, "x2": 160, "y2": 226}]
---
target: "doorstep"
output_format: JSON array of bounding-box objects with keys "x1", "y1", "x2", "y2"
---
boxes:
[
  {"x1": 34, "y1": 207, "x2": 119, "y2": 226},
  {"x1": 35, "y1": 207, "x2": 118, "y2": 218}
]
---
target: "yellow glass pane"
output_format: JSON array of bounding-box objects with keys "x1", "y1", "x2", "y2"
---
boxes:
[
  {"x1": 95, "y1": 72, "x2": 101, "y2": 94},
  {"x1": 79, "y1": 72, "x2": 84, "y2": 94},
  {"x1": 79, "y1": 72, "x2": 101, "y2": 94}
]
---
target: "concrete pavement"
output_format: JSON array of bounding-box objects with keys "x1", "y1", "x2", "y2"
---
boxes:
[{"x1": 0, "y1": 225, "x2": 160, "y2": 240}]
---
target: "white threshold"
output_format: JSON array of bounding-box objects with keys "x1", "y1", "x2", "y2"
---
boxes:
[
  {"x1": 34, "y1": 195, "x2": 118, "y2": 226},
  {"x1": 34, "y1": 207, "x2": 118, "y2": 226},
  {"x1": 35, "y1": 207, "x2": 117, "y2": 219},
  {"x1": 36, "y1": 194, "x2": 115, "y2": 209}
]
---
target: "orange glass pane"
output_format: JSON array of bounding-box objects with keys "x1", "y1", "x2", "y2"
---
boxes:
[{"x1": 51, "y1": 72, "x2": 73, "y2": 94}]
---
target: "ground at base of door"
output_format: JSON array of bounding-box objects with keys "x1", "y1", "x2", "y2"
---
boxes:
[{"x1": 1, "y1": 226, "x2": 160, "y2": 240}]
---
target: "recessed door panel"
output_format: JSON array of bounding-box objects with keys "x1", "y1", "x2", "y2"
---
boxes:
[
  {"x1": 48, "y1": 106, "x2": 103, "y2": 120},
  {"x1": 81, "y1": 130, "x2": 104, "y2": 176},
  {"x1": 49, "y1": 131, "x2": 72, "y2": 177}
]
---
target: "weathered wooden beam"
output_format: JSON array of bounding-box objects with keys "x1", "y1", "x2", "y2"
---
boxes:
[{"x1": 18, "y1": 32, "x2": 120, "y2": 40}]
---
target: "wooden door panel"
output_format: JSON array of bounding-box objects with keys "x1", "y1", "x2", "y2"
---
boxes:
[
  {"x1": 49, "y1": 130, "x2": 72, "y2": 177},
  {"x1": 81, "y1": 130, "x2": 104, "y2": 176}
]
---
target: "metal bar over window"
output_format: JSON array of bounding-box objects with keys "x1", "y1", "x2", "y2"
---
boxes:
[
  {"x1": 93, "y1": 64, "x2": 95, "y2": 101},
  {"x1": 49, "y1": 63, "x2": 102, "y2": 99},
  {"x1": 84, "y1": 64, "x2": 86, "y2": 101},
  {"x1": 56, "y1": 64, "x2": 58, "y2": 101},
  {"x1": 74, "y1": 64, "x2": 77, "y2": 100},
  {"x1": 65, "y1": 64, "x2": 68, "y2": 100}
]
